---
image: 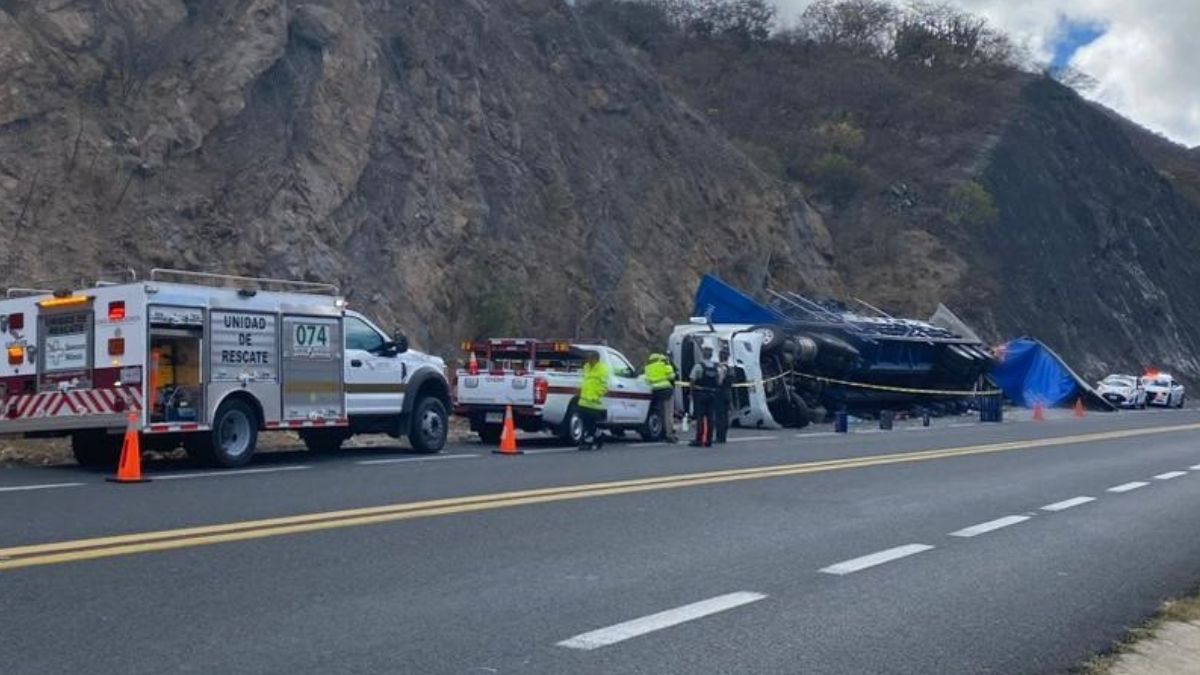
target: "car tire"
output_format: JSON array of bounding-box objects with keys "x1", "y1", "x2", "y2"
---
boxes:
[
  {"x1": 71, "y1": 431, "x2": 123, "y2": 470},
  {"x1": 190, "y1": 398, "x2": 259, "y2": 468},
  {"x1": 300, "y1": 428, "x2": 350, "y2": 453},
  {"x1": 639, "y1": 405, "x2": 665, "y2": 442},
  {"x1": 558, "y1": 404, "x2": 585, "y2": 446},
  {"x1": 1178, "y1": 395, "x2": 1186, "y2": 409},
  {"x1": 409, "y1": 397, "x2": 448, "y2": 454}
]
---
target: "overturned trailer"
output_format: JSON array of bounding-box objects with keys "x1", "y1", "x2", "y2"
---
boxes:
[{"x1": 673, "y1": 276, "x2": 995, "y2": 428}]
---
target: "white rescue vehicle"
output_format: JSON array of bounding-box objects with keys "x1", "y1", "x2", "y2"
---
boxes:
[
  {"x1": 453, "y1": 339, "x2": 663, "y2": 444},
  {"x1": 0, "y1": 270, "x2": 450, "y2": 468}
]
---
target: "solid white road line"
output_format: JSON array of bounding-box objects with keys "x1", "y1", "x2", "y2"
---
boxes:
[
  {"x1": 1191, "y1": 465, "x2": 1200, "y2": 471},
  {"x1": 820, "y1": 544, "x2": 935, "y2": 575},
  {"x1": 1154, "y1": 471, "x2": 1188, "y2": 481},
  {"x1": 357, "y1": 454, "x2": 480, "y2": 465},
  {"x1": 726, "y1": 436, "x2": 777, "y2": 444},
  {"x1": 0, "y1": 482, "x2": 85, "y2": 493},
  {"x1": 556, "y1": 592, "x2": 767, "y2": 651},
  {"x1": 520, "y1": 448, "x2": 579, "y2": 456},
  {"x1": 949, "y1": 515, "x2": 1031, "y2": 538},
  {"x1": 153, "y1": 466, "x2": 313, "y2": 480},
  {"x1": 945, "y1": 423, "x2": 976, "y2": 429},
  {"x1": 1041, "y1": 496, "x2": 1096, "y2": 512},
  {"x1": 796, "y1": 432, "x2": 838, "y2": 438},
  {"x1": 1108, "y1": 482, "x2": 1150, "y2": 493}
]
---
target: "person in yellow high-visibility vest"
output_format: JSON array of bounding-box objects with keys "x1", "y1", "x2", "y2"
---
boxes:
[
  {"x1": 578, "y1": 351, "x2": 609, "y2": 451},
  {"x1": 643, "y1": 353, "x2": 677, "y2": 443}
]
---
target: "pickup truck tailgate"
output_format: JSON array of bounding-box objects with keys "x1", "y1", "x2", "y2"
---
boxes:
[{"x1": 456, "y1": 373, "x2": 536, "y2": 407}]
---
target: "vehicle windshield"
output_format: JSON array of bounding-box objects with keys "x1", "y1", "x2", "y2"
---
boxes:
[{"x1": 1102, "y1": 376, "x2": 1134, "y2": 387}]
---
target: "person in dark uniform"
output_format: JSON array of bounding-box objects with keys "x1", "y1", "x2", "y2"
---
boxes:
[
  {"x1": 688, "y1": 346, "x2": 722, "y2": 447},
  {"x1": 715, "y1": 346, "x2": 734, "y2": 444}
]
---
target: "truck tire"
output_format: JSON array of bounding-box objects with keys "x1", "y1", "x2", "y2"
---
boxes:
[
  {"x1": 751, "y1": 325, "x2": 786, "y2": 354},
  {"x1": 558, "y1": 404, "x2": 585, "y2": 446},
  {"x1": 790, "y1": 394, "x2": 812, "y2": 429},
  {"x1": 190, "y1": 398, "x2": 259, "y2": 468},
  {"x1": 71, "y1": 431, "x2": 122, "y2": 470},
  {"x1": 639, "y1": 406, "x2": 665, "y2": 442},
  {"x1": 300, "y1": 428, "x2": 350, "y2": 454},
  {"x1": 408, "y1": 397, "x2": 448, "y2": 454}
]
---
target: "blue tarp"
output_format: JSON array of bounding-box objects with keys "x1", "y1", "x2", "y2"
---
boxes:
[
  {"x1": 692, "y1": 275, "x2": 782, "y2": 325},
  {"x1": 992, "y1": 337, "x2": 1112, "y2": 409}
]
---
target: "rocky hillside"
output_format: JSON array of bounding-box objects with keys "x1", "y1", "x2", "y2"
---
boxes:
[
  {"x1": 3, "y1": 0, "x2": 1199, "y2": 382},
  {"x1": 586, "y1": 0, "x2": 1200, "y2": 381},
  {"x1": 0, "y1": 0, "x2": 838, "y2": 354}
]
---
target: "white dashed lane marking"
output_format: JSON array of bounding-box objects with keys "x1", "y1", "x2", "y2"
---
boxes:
[
  {"x1": 1041, "y1": 496, "x2": 1095, "y2": 512},
  {"x1": 1153, "y1": 471, "x2": 1188, "y2": 481},
  {"x1": 1108, "y1": 482, "x2": 1150, "y2": 493},
  {"x1": 820, "y1": 544, "x2": 935, "y2": 575},
  {"x1": 154, "y1": 466, "x2": 313, "y2": 480},
  {"x1": 556, "y1": 592, "x2": 767, "y2": 650},
  {"x1": 357, "y1": 454, "x2": 481, "y2": 465},
  {"x1": 0, "y1": 482, "x2": 85, "y2": 493},
  {"x1": 949, "y1": 515, "x2": 1030, "y2": 538},
  {"x1": 726, "y1": 436, "x2": 777, "y2": 444}
]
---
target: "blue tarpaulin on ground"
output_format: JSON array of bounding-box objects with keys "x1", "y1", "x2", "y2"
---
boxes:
[{"x1": 992, "y1": 337, "x2": 1112, "y2": 409}]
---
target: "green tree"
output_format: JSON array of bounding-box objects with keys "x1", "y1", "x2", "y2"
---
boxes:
[
  {"x1": 811, "y1": 152, "x2": 867, "y2": 207},
  {"x1": 946, "y1": 181, "x2": 999, "y2": 227}
]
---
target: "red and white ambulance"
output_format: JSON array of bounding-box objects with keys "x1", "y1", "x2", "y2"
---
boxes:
[{"x1": 0, "y1": 270, "x2": 450, "y2": 468}]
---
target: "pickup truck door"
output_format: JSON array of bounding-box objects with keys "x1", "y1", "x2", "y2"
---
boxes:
[
  {"x1": 343, "y1": 314, "x2": 405, "y2": 415},
  {"x1": 605, "y1": 350, "x2": 650, "y2": 424}
]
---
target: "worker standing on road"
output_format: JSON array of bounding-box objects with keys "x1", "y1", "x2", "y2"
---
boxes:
[
  {"x1": 643, "y1": 353, "x2": 678, "y2": 443},
  {"x1": 715, "y1": 346, "x2": 733, "y2": 444},
  {"x1": 688, "y1": 346, "x2": 722, "y2": 447},
  {"x1": 578, "y1": 350, "x2": 609, "y2": 451}
]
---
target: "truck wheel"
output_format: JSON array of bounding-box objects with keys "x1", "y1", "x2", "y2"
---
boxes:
[
  {"x1": 409, "y1": 397, "x2": 448, "y2": 454},
  {"x1": 787, "y1": 394, "x2": 812, "y2": 429},
  {"x1": 71, "y1": 431, "x2": 122, "y2": 470},
  {"x1": 751, "y1": 325, "x2": 786, "y2": 354},
  {"x1": 558, "y1": 405, "x2": 585, "y2": 446},
  {"x1": 192, "y1": 398, "x2": 258, "y2": 467},
  {"x1": 639, "y1": 406, "x2": 665, "y2": 442},
  {"x1": 300, "y1": 428, "x2": 350, "y2": 453}
]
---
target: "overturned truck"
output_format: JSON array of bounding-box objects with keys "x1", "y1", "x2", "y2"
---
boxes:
[{"x1": 670, "y1": 276, "x2": 996, "y2": 428}]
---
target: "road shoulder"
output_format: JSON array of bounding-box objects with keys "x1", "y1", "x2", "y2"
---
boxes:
[{"x1": 1084, "y1": 594, "x2": 1200, "y2": 674}]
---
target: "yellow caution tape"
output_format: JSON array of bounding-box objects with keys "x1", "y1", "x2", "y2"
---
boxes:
[{"x1": 789, "y1": 371, "x2": 1002, "y2": 397}]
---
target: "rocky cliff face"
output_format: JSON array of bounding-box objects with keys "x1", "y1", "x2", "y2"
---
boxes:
[
  {"x1": 975, "y1": 80, "x2": 1200, "y2": 379},
  {"x1": 0, "y1": 0, "x2": 838, "y2": 355},
  {"x1": 584, "y1": 6, "x2": 1200, "y2": 383},
  {"x1": 4, "y1": 0, "x2": 1199, "y2": 382}
]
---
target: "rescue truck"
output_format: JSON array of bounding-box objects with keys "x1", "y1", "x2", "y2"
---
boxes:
[
  {"x1": 453, "y1": 339, "x2": 662, "y2": 444},
  {"x1": 0, "y1": 270, "x2": 451, "y2": 468}
]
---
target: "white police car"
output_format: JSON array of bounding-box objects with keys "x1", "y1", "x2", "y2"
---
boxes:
[{"x1": 1143, "y1": 373, "x2": 1186, "y2": 408}]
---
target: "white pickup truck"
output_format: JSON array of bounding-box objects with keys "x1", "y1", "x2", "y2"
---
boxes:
[{"x1": 453, "y1": 339, "x2": 664, "y2": 445}]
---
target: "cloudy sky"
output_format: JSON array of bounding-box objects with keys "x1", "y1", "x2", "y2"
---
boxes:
[{"x1": 772, "y1": 0, "x2": 1200, "y2": 147}]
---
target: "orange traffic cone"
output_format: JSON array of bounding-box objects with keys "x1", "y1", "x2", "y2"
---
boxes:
[
  {"x1": 493, "y1": 405, "x2": 522, "y2": 455},
  {"x1": 1032, "y1": 402, "x2": 1046, "y2": 422},
  {"x1": 467, "y1": 350, "x2": 480, "y2": 376},
  {"x1": 1073, "y1": 398, "x2": 1086, "y2": 418},
  {"x1": 107, "y1": 408, "x2": 150, "y2": 483}
]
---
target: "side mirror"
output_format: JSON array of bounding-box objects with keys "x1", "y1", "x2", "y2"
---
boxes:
[{"x1": 392, "y1": 332, "x2": 409, "y2": 355}]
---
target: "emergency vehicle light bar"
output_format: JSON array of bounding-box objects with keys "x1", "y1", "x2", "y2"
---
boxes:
[{"x1": 37, "y1": 295, "x2": 92, "y2": 308}]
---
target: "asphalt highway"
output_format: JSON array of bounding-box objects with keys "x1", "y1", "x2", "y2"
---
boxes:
[{"x1": 3, "y1": 408, "x2": 1200, "y2": 674}]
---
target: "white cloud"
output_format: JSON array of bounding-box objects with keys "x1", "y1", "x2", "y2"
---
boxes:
[{"x1": 771, "y1": 0, "x2": 1200, "y2": 147}]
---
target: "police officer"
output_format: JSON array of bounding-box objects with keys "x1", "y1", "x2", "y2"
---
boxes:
[
  {"x1": 578, "y1": 350, "x2": 609, "y2": 451},
  {"x1": 688, "y1": 346, "x2": 722, "y2": 447},
  {"x1": 643, "y1": 353, "x2": 678, "y2": 443},
  {"x1": 715, "y1": 346, "x2": 734, "y2": 444}
]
